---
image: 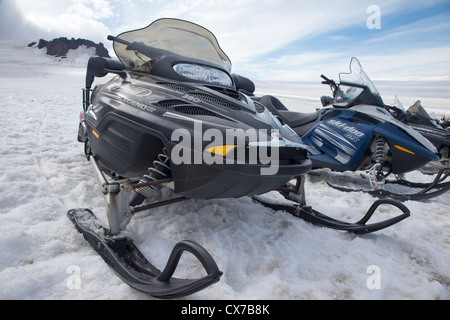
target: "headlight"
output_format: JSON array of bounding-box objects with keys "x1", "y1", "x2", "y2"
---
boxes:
[{"x1": 173, "y1": 63, "x2": 233, "y2": 86}]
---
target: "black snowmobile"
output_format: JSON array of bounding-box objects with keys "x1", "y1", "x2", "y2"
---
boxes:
[
  {"x1": 69, "y1": 18, "x2": 410, "y2": 299},
  {"x1": 387, "y1": 98, "x2": 450, "y2": 167}
]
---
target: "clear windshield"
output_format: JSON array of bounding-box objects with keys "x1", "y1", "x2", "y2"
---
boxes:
[
  {"x1": 405, "y1": 101, "x2": 435, "y2": 125},
  {"x1": 333, "y1": 57, "x2": 383, "y2": 107},
  {"x1": 113, "y1": 18, "x2": 232, "y2": 73},
  {"x1": 394, "y1": 96, "x2": 406, "y2": 112}
]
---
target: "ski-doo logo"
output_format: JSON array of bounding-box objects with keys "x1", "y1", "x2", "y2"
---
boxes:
[{"x1": 328, "y1": 119, "x2": 365, "y2": 138}]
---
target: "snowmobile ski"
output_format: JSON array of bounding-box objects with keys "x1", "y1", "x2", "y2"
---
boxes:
[
  {"x1": 67, "y1": 208, "x2": 222, "y2": 299},
  {"x1": 327, "y1": 167, "x2": 450, "y2": 202},
  {"x1": 253, "y1": 176, "x2": 410, "y2": 234},
  {"x1": 253, "y1": 197, "x2": 410, "y2": 234}
]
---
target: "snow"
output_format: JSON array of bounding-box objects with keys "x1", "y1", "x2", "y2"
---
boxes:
[{"x1": 0, "y1": 41, "x2": 449, "y2": 300}]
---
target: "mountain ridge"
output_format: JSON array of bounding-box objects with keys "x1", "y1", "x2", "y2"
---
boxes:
[{"x1": 28, "y1": 37, "x2": 110, "y2": 58}]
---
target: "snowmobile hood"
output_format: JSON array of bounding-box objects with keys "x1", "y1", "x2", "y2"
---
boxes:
[
  {"x1": 100, "y1": 73, "x2": 304, "y2": 145},
  {"x1": 352, "y1": 104, "x2": 439, "y2": 156}
]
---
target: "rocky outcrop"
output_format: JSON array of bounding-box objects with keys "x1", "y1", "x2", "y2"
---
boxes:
[{"x1": 28, "y1": 37, "x2": 110, "y2": 58}]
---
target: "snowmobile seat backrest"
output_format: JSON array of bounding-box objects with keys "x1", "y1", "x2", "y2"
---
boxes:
[
  {"x1": 257, "y1": 95, "x2": 289, "y2": 111},
  {"x1": 256, "y1": 95, "x2": 319, "y2": 132},
  {"x1": 232, "y1": 74, "x2": 255, "y2": 96},
  {"x1": 86, "y1": 57, "x2": 125, "y2": 89}
]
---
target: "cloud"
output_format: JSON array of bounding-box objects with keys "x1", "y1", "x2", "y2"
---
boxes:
[
  {"x1": 11, "y1": 0, "x2": 415, "y2": 62},
  {"x1": 358, "y1": 46, "x2": 450, "y2": 81},
  {"x1": 10, "y1": 0, "x2": 112, "y2": 43},
  {"x1": 242, "y1": 44, "x2": 450, "y2": 83},
  {"x1": 0, "y1": 0, "x2": 43, "y2": 40},
  {"x1": 3, "y1": 0, "x2": 450, "y2": 82},
  {"x1": 25, "y1": 11, "x2": 112, "y2": 42}
]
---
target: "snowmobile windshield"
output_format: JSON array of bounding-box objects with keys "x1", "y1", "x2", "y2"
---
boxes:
[
  {"x1": 394, "y1": 96, "x2": 406, "y2": 112},
  {"x1": 334, "y1": 57, "x2": 384, "y2": 108},
  {"x1": 406, "y1": 101, "x2": 435, "y2": 125},
  {"x1": 112, "y1": 18, "x2": 232, "y2": 74}
]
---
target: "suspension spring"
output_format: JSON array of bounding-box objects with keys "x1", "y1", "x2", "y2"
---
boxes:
[
  {"x1": 131, "y1": 149, "x2": 172, "y2": 204},
  {"x1": 441, "y1": 146, "x2": 449, "y2": 164},
  {"x1": 375, "y1": 135, "x2": 387, "y2": 163},
  {"x1": 144, "y1": 149, "x2": 171, "y2": 181}
]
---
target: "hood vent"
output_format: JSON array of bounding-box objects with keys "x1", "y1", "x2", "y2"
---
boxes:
[
  {"x1": 156, "y1": 81, "x2": 242, "y2": 112},
  {"x1": 189, "y1": 93, "x2": 241, "y2": 111},
  {"x1": 157, "y1": 99, "x2": 190, "y2": 108},
  {"x1": 157, "y1": 82, "x2": 192, "y2": 92},
  {"x1": 174, "y1": 106, "x2": 216, "y2": 116},
  {"x1": 156, "y1": 99, "x2": 216, "y2": 117}
]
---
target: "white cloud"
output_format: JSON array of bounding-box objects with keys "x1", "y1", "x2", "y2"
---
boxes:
[
  {"x1": 241, "y1": 51, "x2": 349, "y2": 82},
  {"x1": 11, "y1": 0, "x2": 113, "y2": 43},
  {"x1": 23, "y1": 11, "x2": 112, "y2": 42},
  {"x1": 12, "y1": 0, "x2": 415, "y2": 61},
  {"x1": 358, "y1": 46, "x2": 450, "y2": 81},
  {"x1": 0, "y1": 0, "x2": 43, "y2": 40},
  {"x1": 3, "y1": 0, "x2": 449, "y2": 82},
  {"x1": 66, "y1": 0, "x2": 115, "y2": 19}
]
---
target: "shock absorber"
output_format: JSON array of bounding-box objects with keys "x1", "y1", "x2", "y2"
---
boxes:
[
  {"x1": 144, "y1": 149, "x2": 171, "y2": 182},
  {"x1": 375, "y1": 135, "x2": 387, "y2": 164},
  {"x1": 440, "y1": 146, "x2": 449, "y2": 165},
  {"x1": 366, "y1": 135, "x2": 388, "y2": 189},
  {"x1": 130, "y1": 149, "x2": 172, "y2": 206}
]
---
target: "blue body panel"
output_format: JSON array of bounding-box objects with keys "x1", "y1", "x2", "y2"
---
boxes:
[
  {"x1": 302, "y1": 110, "x2": 372, "y2": 170},
  {"x1": 302, "y1": 109, "x2": 439, "y2": 173}
]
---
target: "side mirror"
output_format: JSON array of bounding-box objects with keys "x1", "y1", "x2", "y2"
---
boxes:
[{"x1": 86, "y1": 57, "x2": 125, "y2": 88}]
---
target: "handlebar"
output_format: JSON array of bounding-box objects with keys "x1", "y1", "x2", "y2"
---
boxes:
[
  {"x1": 320, "y1": 74, "x2": 340, "y2": 99},
  {"x1": 105, "y1": 35, "x2": 180, "y2": 66},
  {"x1": 320, "y1": 74, "x2": 338, "y2": 88},
  {"x1": 321, "y1": 74, "x2": 332, "y2": 85},
  {"x1": 107, "y1": 35, "x2": 132, "y2": 47}
]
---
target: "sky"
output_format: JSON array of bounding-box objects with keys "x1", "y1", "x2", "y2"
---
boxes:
[{"x1": 0, "y1": 0, "x2": 449, "y2": 82}]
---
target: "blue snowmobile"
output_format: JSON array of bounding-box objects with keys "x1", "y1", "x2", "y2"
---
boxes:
[{"x1": 245, "y1": 58, "x2": 449, "y2": 201}]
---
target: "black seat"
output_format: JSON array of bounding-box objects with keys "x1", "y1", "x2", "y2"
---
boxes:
[
  {"x1": 256, "y1": 95, "x2": 319, "y2": 128},
  {"x1": 277, "y1": 110, "x2": 320, "y2": 128}
]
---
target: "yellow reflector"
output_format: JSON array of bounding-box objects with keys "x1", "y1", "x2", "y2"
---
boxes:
[
  {"x1": 394, "y1": 145, "x2": 415, "y2": 155},
  {"x1": 206, "y1": 145, "x2": 237, "y2": 157},
  {"x1": 92, "y1": 130, "x2": 100, "y2": 139}
]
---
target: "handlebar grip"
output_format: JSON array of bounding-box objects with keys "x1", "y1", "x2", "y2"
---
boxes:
[
  {"x1": 321, "y1": 74, "x2": 332, "y2": 85},
  {"x1": 108, "y1": 36, "x2": 132, "y2": 48}
]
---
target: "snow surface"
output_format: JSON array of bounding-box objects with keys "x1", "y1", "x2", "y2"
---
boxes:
[{"x1": 0, "y1": 41, "x2": 449, "y2": 300}]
